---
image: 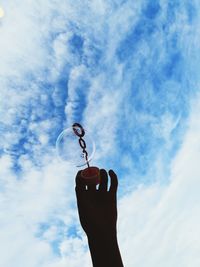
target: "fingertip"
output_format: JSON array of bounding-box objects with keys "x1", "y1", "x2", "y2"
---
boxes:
[
  {"x1": 76, "y1": 170, "x2": 82, "y2": 177},
  {"x1": 75, "y1": 170, "x2": 85, "y2": 192},
  {"x1": 109, "y1": 169, "x2": 118, "y2": 193},
  {"x1": 99, "y1": 169, "x2": 108, "y2": 192},
  {"x1": 75, "y1": 170, "x2": 82, "y2": 184},
  {"x1": 100, "y1": 168, "x2": 107, "y2": 174},
  {"x1": 109, "y1": 169, "x2": 115, "y2": 175}
]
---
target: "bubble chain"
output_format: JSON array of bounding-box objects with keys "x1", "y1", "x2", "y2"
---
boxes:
[{"x1": 72, "y1": 123, "x2": 90, "y2": 168}]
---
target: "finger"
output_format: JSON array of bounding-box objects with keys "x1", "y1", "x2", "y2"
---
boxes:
[
  {"x1": 75, "y1": 170, "x2": 86, "y2": 194},
  {"x1": 109, "y1": 169, "x2": 118, "y2": 194},
  {"x1": 99, "y1": 169, "x2": 108, "y2": 192}
]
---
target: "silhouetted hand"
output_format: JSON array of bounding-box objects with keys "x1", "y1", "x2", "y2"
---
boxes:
[
  {"x1": 75, "y1": 169, "x2": 118, "y2": 237},
  {"x1": 75, "y1": 169, "x2": 123, "y2": 267}
]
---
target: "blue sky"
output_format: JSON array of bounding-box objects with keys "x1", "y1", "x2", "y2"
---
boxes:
[{"x1": 0, "y1": 1, "x2": 200, "y2": 266}]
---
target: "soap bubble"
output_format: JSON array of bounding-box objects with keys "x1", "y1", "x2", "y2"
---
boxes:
[{"x1": 56, "y1": 125, "x2": 95, "y2": 167}]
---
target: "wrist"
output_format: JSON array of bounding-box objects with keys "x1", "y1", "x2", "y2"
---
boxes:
[
  {"x1": 86, "y1": 226, "x2": 117, "y2": 240},
  {"x1": 87, "y1": 231, "x2": 118, "y2": 247},
  {"x1": 87, "y1": 233, "x2": 123, "y2": 267}
]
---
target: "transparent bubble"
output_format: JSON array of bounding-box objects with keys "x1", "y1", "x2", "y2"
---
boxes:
[{"x1": 56, "y1": 125, "x2": 95, "y2": 167}]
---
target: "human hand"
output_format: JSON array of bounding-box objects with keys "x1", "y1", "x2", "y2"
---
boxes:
[{"x1": 75, "y1": 169, "x2": 118, "y2": 238}]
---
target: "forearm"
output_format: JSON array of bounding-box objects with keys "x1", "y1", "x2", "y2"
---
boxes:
[{"x1": 87, "y1": 233, "x2": 124, "y2": 267}]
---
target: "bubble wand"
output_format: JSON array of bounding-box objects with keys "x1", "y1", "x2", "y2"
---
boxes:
[
  {"x1": 72, "y1": 123, "x2": 90, "y2": 168},
  {"x1": 56, "y1": 122, "x2": 100, "y2": 185},
  {"x1": 72, "y1": 122, "x2": 100, "y2": 185}
]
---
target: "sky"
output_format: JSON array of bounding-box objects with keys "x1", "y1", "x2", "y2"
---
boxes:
[{"x1": 0, "y1": 0, "x2": 200, "y2": 266}]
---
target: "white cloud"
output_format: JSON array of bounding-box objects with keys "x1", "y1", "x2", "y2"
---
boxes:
[
  {"x1": 0, "y1": 155, "x2": 86, "y2": 267},
  {"x1": 118, "y1": 95, "x2": 200, "y2": 267}
]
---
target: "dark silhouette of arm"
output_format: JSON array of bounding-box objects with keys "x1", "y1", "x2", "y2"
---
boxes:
[{"x1": 75, "y1": 169, "x2": 124, "y2": 267}]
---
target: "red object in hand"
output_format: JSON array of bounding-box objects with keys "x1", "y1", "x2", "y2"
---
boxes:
[{"x1": 81, "y1": 166, "x2": 100, "y2": 185}]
